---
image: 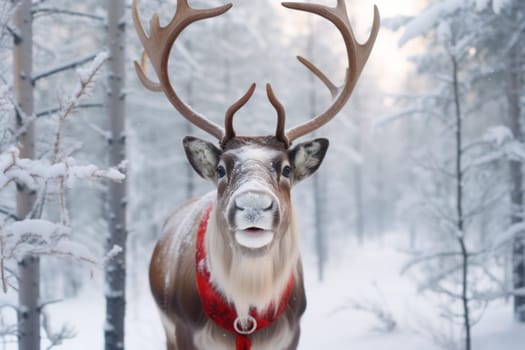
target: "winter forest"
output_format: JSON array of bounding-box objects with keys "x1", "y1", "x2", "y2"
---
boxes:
[{"x1": 1, "y1": 0, "x2": 524, "y2": 349}]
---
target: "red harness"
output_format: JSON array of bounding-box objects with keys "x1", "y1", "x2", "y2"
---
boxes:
[{"x1": 195, "y1": 204, "x2": 295, "y2": 350}]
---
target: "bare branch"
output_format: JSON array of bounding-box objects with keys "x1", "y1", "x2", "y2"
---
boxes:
[
  {"x1": 5, "y1": 25, "x2": 21, "y2": 44},
  {"x1": 0, "y1": 206, "x2": 18, "y2": 221},
  {"x1": 41, "y1": 308, "x2": 76, "y2": 349},
  {"x1": 32, "y1": 54, "x2": 97, "y2": 84},
  {"x1": 36, "y1": 103, "x2": 104, "y2": 118},
  {"x1": 32, "y1": 8, "x2": 104, "y2": 22},
  {"x1": 79, "y1": 115, "x2": 111, "y2": 141},
  {"x1": 0, "y1": 239, "x2": 6, "y2": 293},
  {"x1": 333, "y1": 285, "x2": 396, "y2": 333}
]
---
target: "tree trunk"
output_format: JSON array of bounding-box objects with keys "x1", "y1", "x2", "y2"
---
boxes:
[
  {"x1": 352, "y1": 123, "x2": 365, "y2": 245},
  {"x1": 13, "y1": 1, "x2": 40, "y2": 349},
  {"x1": 373, "y1": 159, "x2": 385, "y2": 240},
  {"x1": 104, "y1": 1, "x2": 128, "y2": 349},
  {"x1": 313, "y1": 172, "x2": 326, "y2": 282},
  {"x1": 311, "y1": 89, "x2": 326, "y2": 281},
  {"x1": 305, "y1": 21, "x2": 326, "y2": 281},
  {"x1": 452, "y1": 54, "x2": 471, "y2": 350},
  {"x1": 507, "y1": 40, "x2": 525, "y2": 323}
]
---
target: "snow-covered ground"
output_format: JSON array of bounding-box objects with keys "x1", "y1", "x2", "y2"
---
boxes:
[{"x1": 3, "y1": 235, "x2": 524, "y2": 349}]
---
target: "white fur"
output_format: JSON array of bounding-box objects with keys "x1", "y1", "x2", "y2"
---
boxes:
[
  {"x1": 205, "y1": 207, "x2": 300, "y2": 318},
  {"x1": 233, "y1": 145, "x2": 280, "y2": 163},
  {"x1": 193, "y1": 322, "x2": 230, "y2": 350},
  {"x1": 159, "y1": 310, "x2": 176, "y2": 346},
  {"x1": 255, "y1": 318, "x2": 295, "y2": 350}
]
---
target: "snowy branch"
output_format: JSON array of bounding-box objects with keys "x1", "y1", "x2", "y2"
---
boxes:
[
  {"x1": 0, "y1": 49, "x2": 124, "y2": 292},
  {"x1": 0, "y1": 146, "x2": 124, "y2": 191},
  {"x1": 398, "y1": 0, "x2": 463, "y2": 47},
  {"x1": 51, "y1": 51, "x2": 108, "y2": 167},
  {"x1": 0, "y1": 218, "x2": 125, "y2": 294},
  {"x1": 489, "y1": 221, "x2": 525, "y2": 249},
  {"x1": 401, "y1": 251, "x2": 465, "y2": 274},
  {"x1": 0, "y1": 220, "x2": 92, "y2": 263}
]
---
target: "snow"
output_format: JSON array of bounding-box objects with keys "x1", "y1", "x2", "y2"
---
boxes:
[
  {"x1": 474, "y1": 0, "x2": 491, "y2": 11},
  {"x1": 398, "y1": 0, "x2": 462, "y2": 47},
  {"x1": 0, "y1": 139, "x2": 125, "y2": 291},
  {"x1": 398, "y1": 0, "x2": 515, "y2": 47},
  {"x1": 0, "y1": 146, "x2": 125, "y2": 190},
  {"x1": 77, "y1": 51, "x2": 108, "y2": 84},
  {"x1": 482, "y1": 125, "x2": 513, "y2": 147},
  {"x1": 490, "y1": 222, "x2": 525, "y2": 249},
  {"x1": 2, "y1": 234, "x2": 522, "y2": 350},
  {"x1": 491, "y1": 0, "x2": 513, "y2": 14},
  {"x1": 0, "y1": 219, "x2": 100, "y2": 263},
  {"x1": 503, "y1": 141, "x2": 525, "y2": 162},
  {"x1": 2, "y1": 219, "x2": 71, "y2": 261},
  {"x1": 468, "y1": 126, "x2": 525, "y2": 168},
  {"x1": 105, "y1": 245, "x2": 123, "y2": 263}
]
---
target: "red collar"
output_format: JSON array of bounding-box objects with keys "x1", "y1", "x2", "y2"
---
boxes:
[{"x1": 195, "y1": 204, "x2": 294, "y2": 350}]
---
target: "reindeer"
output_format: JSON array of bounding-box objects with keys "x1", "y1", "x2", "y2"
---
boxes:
[{"x1": 132, "y1": 0, "x2": 379, "y2": 349}]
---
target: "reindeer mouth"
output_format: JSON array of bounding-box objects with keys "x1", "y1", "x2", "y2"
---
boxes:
[{"x1": 235, "y1": 227, "x2": 274, "y2": 249}]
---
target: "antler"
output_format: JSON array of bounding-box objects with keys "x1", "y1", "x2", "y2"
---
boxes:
[
  {"x1": 266, "y1": 84, "x2": 289, "y2": 147},
  {"x1": 222, "y1": 83, "x2": 256, "y2": 146},
  {"x1": 282, "y1": 0, "x2": 380, "y2": 144},
  {"x1": 132, "y1": 0, "x2": 254, "y2": 143}
]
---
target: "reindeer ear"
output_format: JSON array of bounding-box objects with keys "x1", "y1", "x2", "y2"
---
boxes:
[
  {"x1": 183, "y1": 136, "x2": 221, "y2": 181},
  {"x1": 288, "y1": 138, "x2": 329, "y2": 183}
]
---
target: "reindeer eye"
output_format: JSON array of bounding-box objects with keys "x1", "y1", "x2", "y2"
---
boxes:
[
  {"x1": 282, "y1": 165, "x2": 291, "y2": 178},
  {"x1": 216, "y1": 165, "x2": 226, "y2": 179}
]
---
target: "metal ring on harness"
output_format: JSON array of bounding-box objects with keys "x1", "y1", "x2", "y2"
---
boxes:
[{"x1": 233, "y1": 315, "x2": 257, "y2": 335}]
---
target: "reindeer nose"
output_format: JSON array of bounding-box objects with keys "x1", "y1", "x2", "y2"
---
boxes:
[
  {"x1": 231, "y1": 189, "x2": 278, "y2": 231},
  {"x1": 234, "y1": 191, "x2": 274, "y2": 213}
]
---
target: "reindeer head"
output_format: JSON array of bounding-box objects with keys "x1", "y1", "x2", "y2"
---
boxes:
[
  {"x1": 132, "y1": 0, "x2": 379, "y2": 253},
  {"x1": 184, "y1": 133, "x2": 328, "y2": 252}
]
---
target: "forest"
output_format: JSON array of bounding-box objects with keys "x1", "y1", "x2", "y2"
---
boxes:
[{"x1": 0, "y1": 0, "x2": 524, "y2": 349}]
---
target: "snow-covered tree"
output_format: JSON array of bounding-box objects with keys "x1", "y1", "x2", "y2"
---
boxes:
[
  {"x1": 1, "y1": 1, "x2": 123, "y2": 348},
  {"x1": 11, "y1": 1, "x2": 39, "y2": 347},
  {"x1": 1, "y1": 50, "x2": 124, "y2": 349},
  {"x1": 104, "y1": 1, "x2": 128, "y2": 349},
  {"x1": 387, "y1": 0, "x2": 525, "y2": 348}
]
